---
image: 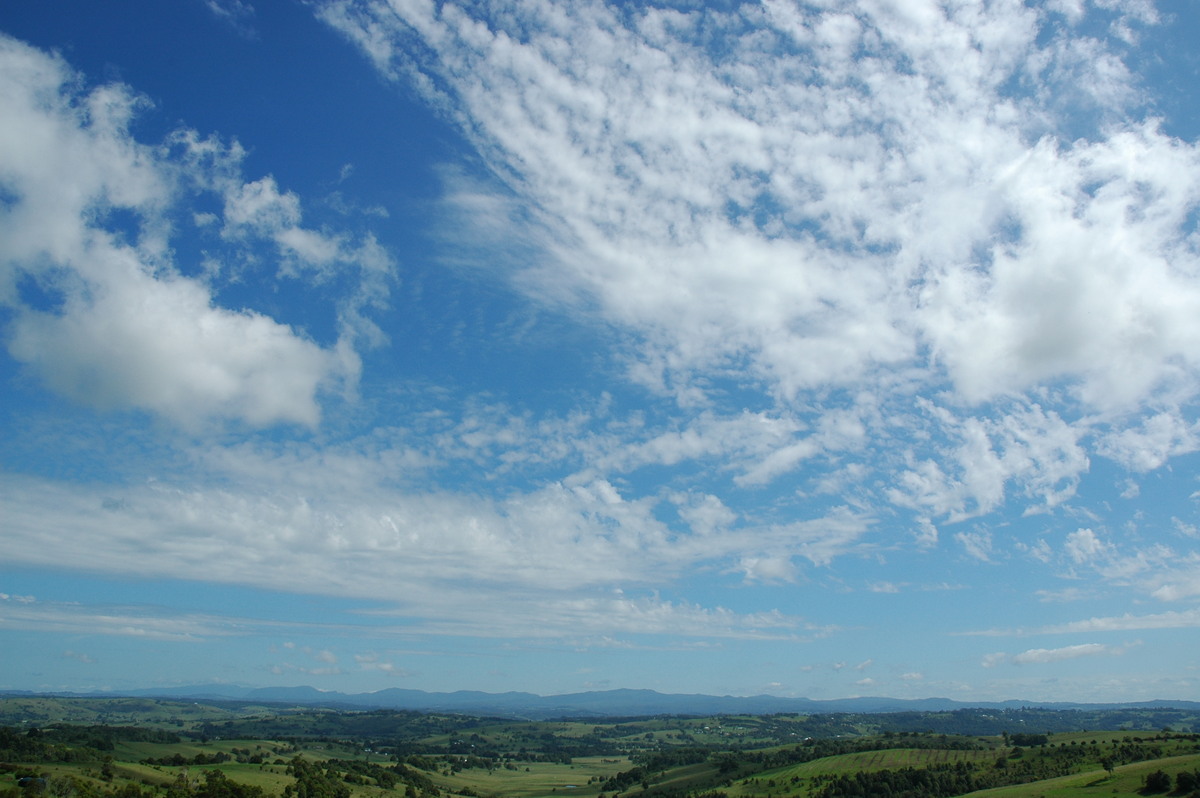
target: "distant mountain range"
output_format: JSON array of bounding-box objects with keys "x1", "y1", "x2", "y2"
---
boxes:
[{"x1": 5, "y1": 685, "x2": 1197, "y2": 720}]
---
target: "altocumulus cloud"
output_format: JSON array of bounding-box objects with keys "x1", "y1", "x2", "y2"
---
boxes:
[{"x1": 314, "y1": 0, "x2": 1200, "y2": 520}]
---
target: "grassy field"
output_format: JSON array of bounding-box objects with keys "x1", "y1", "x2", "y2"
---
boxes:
[
  {"x1": 3, "y1": 698, "x2": 1199, "y2": 798},
  {"x1": 113, "y1": 739, "x2": 296, "y2": 760},
  {"x1": 784, "y1": 747, "x2": 998, "y2": 777},
  {"x1": 1046, "y1": 731, "x2": 1149, "y2": 745},
  {"x1": 0, "y1": 698, "x2": 241, "y2": 728},
  {"x1": 432, "y1": 756, "x2": 632, "y2": 798},
  {"x1": 721, "y1": 748, "x2": 1001, "y2": 798},
  {"x1": 963, "y1": 753, "x2": 1200, "y2": 798}
]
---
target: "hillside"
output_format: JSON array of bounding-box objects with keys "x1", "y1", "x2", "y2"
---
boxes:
[{"x1": 1, "y1": 696, "x2": 1199, "y2": 798}]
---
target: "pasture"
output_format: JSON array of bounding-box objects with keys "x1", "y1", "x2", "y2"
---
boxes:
[{"x1": 2, "y1": 697, "x2": 1198, "y2": 798}]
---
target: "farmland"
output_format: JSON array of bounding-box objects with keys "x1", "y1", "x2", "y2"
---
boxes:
[{"x1": 1, "y1": 697, "x2": 1198, "y2": 798}]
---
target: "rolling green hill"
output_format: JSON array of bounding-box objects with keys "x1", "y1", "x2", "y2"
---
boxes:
[{"x1": 2, "y1": 697, "x2": 1198, "y2": 798}]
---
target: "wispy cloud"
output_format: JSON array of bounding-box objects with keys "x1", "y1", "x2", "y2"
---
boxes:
[
  {"x1": 982, "y1": 642, "x2": 1137, "y2": 667},
  {"x1": 320, "y1": 0, "x2": 1200, "y2": 446},
  {"x1": 955, "y1": 530, "x2": 996, "y2": 563},
  {"x1": 1012, "y1": 643, "x2": 1119, "y2": 665},
  {"x1": 202, "y1": 0, "x2": 256, "y2": 38},
  {"x1": 0, "y1": 595, "x2": 243, "y2": 642},
  {"x1": 968, "y1": 607, "x2": 1200, "y2": 637},
  {"x1": 358, "y1": 591, "x2": 829, "y2": 643},
  {"x1": 1042, "y1": 609, "x2": 1200, "y2": 634},
  {"x1": 354, "y1": 652, "x2": 415, "y2": 678},
  {"x1": 307, "y1": 2, "x2": 1200, "y2": 565}
]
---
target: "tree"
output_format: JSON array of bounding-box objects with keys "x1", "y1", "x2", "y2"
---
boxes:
[
  {"x1": 195, "y1": 770, "x2": 265, "y2": 798},
  {"x1": 1143, "y1": 769, "x2": 1171, "y2": 793},
  {"x1": 283, "y1": 758, "x2": 350, "y2": 798}
]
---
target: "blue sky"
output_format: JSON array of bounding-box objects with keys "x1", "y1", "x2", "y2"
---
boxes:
[{"x1": 1, "y1": 0, "x2": 1199, "y2": 704}]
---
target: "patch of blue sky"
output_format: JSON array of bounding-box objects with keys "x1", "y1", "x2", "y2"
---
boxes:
[
  {"x1": 1137, "y1": 5, "x2": 1200, "y2": 141},
  {"x1": 0, "y1": 408, "x2": 164, "y2": 485},
  {"x1": 13, "y1": 269, "x2": 70, "y2": 316}
]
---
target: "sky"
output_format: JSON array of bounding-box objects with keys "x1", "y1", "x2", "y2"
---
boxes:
[{"x1": 1, "y1": 0, "x2": 1199, "y2": 705}]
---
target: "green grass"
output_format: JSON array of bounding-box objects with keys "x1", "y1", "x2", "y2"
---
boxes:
[
  {"x1": 0, "y1": 698, "x2": 243, "y2": 728},
  {"x1": 963, "y1": 753, "x2": 1200, "y2": 797},
  {"x1": 793, "y1": 748, "x2": 997, "y2": 775},
  {"x1": 114, "y1": 739, "x2": 284, "y2": 760},
  {"x1": 723, "y1": 748, "x2": 1000, "y2": 798},
  {"x1": 640, "y1": 761, "x2": 724, "y2": 795},
  {"x1": 1049, "y1": 731, "x2": 1157, "y2": 745},
  {"x1": 429, "y1": 755, "x2": 632, "y2": 798},
  {"x1": 4, "y1": 699, "x2": 1197, "y2": 798}
]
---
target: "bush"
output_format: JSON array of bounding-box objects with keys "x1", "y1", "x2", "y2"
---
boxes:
[{"x1": 1143, "y1": 769, "x2": 1171, "y2": 793}]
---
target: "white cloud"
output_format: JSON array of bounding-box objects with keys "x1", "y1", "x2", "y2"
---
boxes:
[
  {"x1": 888, "y1": 401, "x2": 1090, "y2": 522},
  {"x1": 1012, "y1": 643, "x2": 1118, "y2": 665},
  {"x1": 204, "y1": 0, "x2": 256, "y2": 37},
  {"x1": 978, "y1": 607, "x2": 1200, "y2": 636},
  {"x1": 1064, "y1": 528, "x2": 1113, "y2": 565},
  {"x1": 272, "y1": 662, "x2": 343, "y2": 678},
  {"x1": 0, "y1": 593, "x2": 35, "y2": 604},
  {"x1": 1096, "y1": 413, "x2": 1200, "y2": 472},
  {"x1": 0, "y1": 470, "x2": 852, "y2": 641},
  {"x1": 981, "y1": 642, "x2": 1128, "y2": 667},
  {"x1": 1049, "y1": 528, "x2": 1188, "y2": 599},
  {"x1": 1035, "y1": 587, "x2": 1091, "y2": 603},
  {"x1": 355, "y1": 653, "x2": 414, "y2": 678},
  {"x1": 1023, "y1": 538, "x2": 1054, "y2": 564},
  {"x1": 9, "y1": 263, "x2": 339, "y2": 427},
  {"x1": 1148, "y1": 555, "x2": 1200, "y2": 601},
  {"x1": 364, "y1": 592, "x2": 820, "y2": 642},
  {"x1": 316, "y1": 0, "x2": 1200, "y2": 526},
  {"x1": 1045, "y1": 0, "x2": 1086, "y2": 25},
  {"x1": 0, "y1": 35, "x2": 387, "y2": 428},
  {"x1": 1173, "y1": 519, "x2": 1199, "y2": 539},
  {"x1": 0, "y1": 595, "x2": 242, "y2": 642},
  {"x1": 736, "y1": 555, "x2": 798, "y2": 585},
  {"x1": 955, "y1": 530, "x2": 995, "y2": 562},
  {"x1": 673, "y1": 493, "x2": 737, "y2": 538},
  {"x1": 220, "y1": 174, "x2": 393, "y2": 303}
]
